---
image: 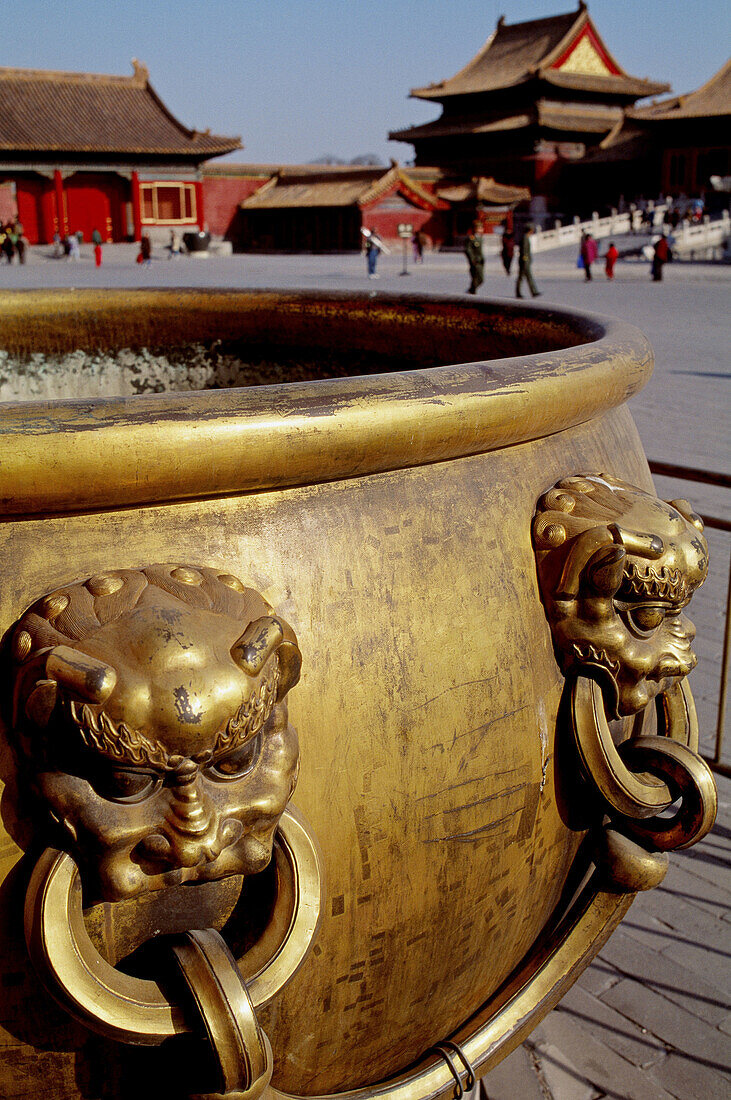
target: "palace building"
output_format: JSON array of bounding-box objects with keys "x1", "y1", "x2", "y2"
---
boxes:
[
  {"x1": 0, "y1": 61, "x2": 240, "y2": 243},
  {"x1": 389, "y1": 3, "x2": 669, "y2": 207},
  {"x1": 563, "y1": 58, "x2": 731, "y2": 212},
  {"x1": 233, "y1": 163, "x2": 449, "y2": 252}
]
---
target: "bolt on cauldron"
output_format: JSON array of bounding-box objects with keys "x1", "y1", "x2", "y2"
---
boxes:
[{"x1": 0, "y1": 290, "x2": 716, "y2": 1100}]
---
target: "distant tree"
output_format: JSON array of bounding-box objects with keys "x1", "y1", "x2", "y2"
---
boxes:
[
  {"x1": 308, "y1": 153, "x2": 385, "y2": 166},
  {"x1": 349, "y1": 154, "x2": 384, "y2": 166}
]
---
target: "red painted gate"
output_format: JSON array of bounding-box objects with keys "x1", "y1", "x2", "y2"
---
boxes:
[{"x1": 63, "y1": 173, "x2": 128, "y2": 242}]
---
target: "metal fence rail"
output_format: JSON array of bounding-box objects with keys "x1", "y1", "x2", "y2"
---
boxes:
[{"x1": 649, "y1": 460, "x2": 731, "y2": 779}]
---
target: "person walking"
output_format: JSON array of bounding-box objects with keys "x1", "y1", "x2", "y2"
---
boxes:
[
  {"x1": 500, "y1": 216, "x2": 515, "y2": 276},
  {"x1": 464, "y1": 224, "x2": 484, "y2": 295},
  {"x1": 92, "y1": 227, "x2": 103, "y2": 268},
  {"x1": 651, "y1": 234, "x2": 670, "y2": 281},
  {"x1": 515, "y1": 225, "x2": 540, "y2": 299},
  {"x1": 363, "y1": 229, "x2": 383, "y2": 278},
  {"x1": 579, "y1": 230, "x2": 597, "y2": 281},
  {"x1": 604, "y1": 241, "x2": 618, "y2": 280},
  {"x1": 138, "y1": 233, "x2": 152, "y2": 267}
]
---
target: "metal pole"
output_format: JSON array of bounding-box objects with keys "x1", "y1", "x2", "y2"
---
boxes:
[
  {"x1": 713, "y1": 548, "x2": 731, "y2": 766},
  {"x1": 400, "y1": 237, "x2": 409, "y2": 276}
]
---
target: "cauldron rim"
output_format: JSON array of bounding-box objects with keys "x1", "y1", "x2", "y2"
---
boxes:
[{"x1": 0, "y1": 288, "x2": 652, "y2": 516}]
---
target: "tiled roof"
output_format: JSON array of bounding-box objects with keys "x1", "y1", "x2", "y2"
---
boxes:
[
  {"x1": 202, "y1": 163, "x2": 281, "y2": 177},
  {"x1": 391, "y1": 115, "x2": 533, "y2": 143},
  {"x1": 391, "y1": 99, "x2": 621, "y2": 144},
  {"x1": 409, "y1": 6, "x2": 667, "y2": 101},
  {"x1": 437, "y1": 177, "x2": 530, "y2": 204},
  {"x1": 631, "y1": 58, "x2": 731, "y2": 121},
  {"x1": 0, "y1": 61, "x2": 240, "y2": 157},
  {"x1": 239, "y1": 165, "x2": 446, "y2": 211},
  {"x1": 240, "y1": 166, "x2": 385, "y2": 209},
  {"x1": 537, "y1": 100, "x2": 623, "y2": 133}
]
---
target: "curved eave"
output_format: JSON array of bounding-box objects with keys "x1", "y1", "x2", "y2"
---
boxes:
[
  {"x1": 0, "y1": 141, "x2": 241, "y2": 157},
  {"x1": 390, "y1": 115, "x2": 532, "y2": 143},
  {"x1": 539, "y1": 69, "x2": 670, "y2": 100}
]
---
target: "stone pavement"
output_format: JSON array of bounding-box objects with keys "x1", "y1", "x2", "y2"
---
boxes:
[
  {"x1": 0, "y1": 244, "x2": 728, "y2": 1098},
  {"x1": 482, "y1": 773, "x2": 731, "y2": 1099}
]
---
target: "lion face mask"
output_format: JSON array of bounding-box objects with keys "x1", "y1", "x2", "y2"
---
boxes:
[
  {"x1": 533, "y1": 475, "x2": 708, "y2": 718},
  {"x1": 10, "y1": 565, "x2": 302, "y2": 902}
]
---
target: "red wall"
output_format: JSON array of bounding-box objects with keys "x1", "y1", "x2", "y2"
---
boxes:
[
  {"x1": 0, "y1": 183, "x2": 16, "y2": 224},
  {"x1": 202, "y1": 175, "x2": 272, "y2": 238},
  {"x1": 362, "y1": 203, "x2": 445, "y2": 247},
  {"x1": 16, "y1": 178, "x2": 56, "y2": 243}
]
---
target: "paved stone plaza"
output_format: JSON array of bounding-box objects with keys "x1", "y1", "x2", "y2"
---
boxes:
[{"x1": 0, "y1": 244, "x2": 728, "y2": 1098}]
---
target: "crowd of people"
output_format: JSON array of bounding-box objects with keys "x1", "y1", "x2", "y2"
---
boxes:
[
  {"x1": 1, "y1": 213, "x2": 680, "y2": 285},
  {"x1": 461, "y1": 218, "x2": 674, "y2": 297}
]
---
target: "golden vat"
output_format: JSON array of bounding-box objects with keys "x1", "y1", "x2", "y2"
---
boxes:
[{"x1": 0, "y1": 291, "x2": 716, "y2": 1100}]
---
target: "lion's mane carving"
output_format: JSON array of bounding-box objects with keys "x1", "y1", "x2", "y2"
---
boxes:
[
  {"x1": 533, "y1": 475, "x2": 707, "y2": 718},
  {"x1": 10, "y1": 565, "x2": 301, "y2": 902}
]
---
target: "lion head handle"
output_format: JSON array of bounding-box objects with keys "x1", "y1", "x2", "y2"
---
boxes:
[
  {"x1": 533, "y1": 475, "x2": 707, "y2": 718},
  {"x1": 10, "y1": 565, "x2": 302, "y2": 902}
]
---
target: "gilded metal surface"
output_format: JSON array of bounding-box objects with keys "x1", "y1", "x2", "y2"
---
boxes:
[
  {"x1": 0, "y1": 290, "x2": 653, "y2": 515},
  {"x1": 534, "y1": 474, "x2": 717, "y2": 864},
  {"x1": 12, "y1": 565, "x2": 301, "y2": 902},
  {"x1": 533, "y1": 474, "x2": 708, "y2": 718},
  {"x1": 0, "y1": 290, "x2": 700, "y2": 1100},
  {"x1": 171, "y1": 929, "x2": 273, "y2": 1100},
  {"x1": 23, "y1": 807, "x2": 322, "y2": 1047}
]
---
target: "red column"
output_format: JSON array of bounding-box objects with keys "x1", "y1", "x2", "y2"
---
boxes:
[
  {"x1": 53, "y1": 169, "x2": 67, "y2": 237},
  {"x1": 195, "y1": 180, "x2": 205, "y2": 230},
  {"x1": 131, "y1": 171, "x2": 142, "y2": 241},
  {"x1": 40, "y1": 184, "x2": 57, "y2": 244}
]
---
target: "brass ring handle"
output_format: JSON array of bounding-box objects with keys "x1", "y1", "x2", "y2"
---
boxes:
[
  {"x1": 571, "y1": 677, "x2": 674, "y2": 819},
  {"x1": 618, "y1": 734, "x2": 717, "y2": 850},
  {"x1": 171, "y1": 929, "x2": 273, "y2": 1099},
  {"x1": 24, "y1": 805, "x2": 323, "y2": 1045},
  {"x1": 656, "y1": 679, "x2": 699, "y2": 752}
]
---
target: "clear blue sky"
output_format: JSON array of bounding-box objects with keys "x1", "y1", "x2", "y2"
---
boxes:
[{"x1": 9, "y1": 1, "x2": 730, "y2": 165}]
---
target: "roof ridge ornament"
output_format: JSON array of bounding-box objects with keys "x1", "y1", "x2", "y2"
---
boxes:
[{"x1": 131, "y1": 58, "x2": 149, "y2": 84}]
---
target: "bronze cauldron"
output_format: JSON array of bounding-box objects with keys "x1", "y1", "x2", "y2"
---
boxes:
[{"x1": 0, "y1": 291, "x2": 716, "y2": 1099}]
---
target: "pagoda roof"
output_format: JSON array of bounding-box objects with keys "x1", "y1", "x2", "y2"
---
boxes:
[
  {"x1": 0, "y1": 62, "x2": 240, "y2": 157},
  {"x1": 436, "y1": 177, "x2": 530, "y2": 205},
  {"x1": 410, "y1": 4, "x2": 669, "y2": 103},
  {"x1": 391, "y1": 100, "x2": 622, "y2": 143},
  {"x1": 240, "y1": 164, "x2": 446, "y2": 211},
  {"x1": 630, "y1": 57, "x2": 731, "y2": 121}
]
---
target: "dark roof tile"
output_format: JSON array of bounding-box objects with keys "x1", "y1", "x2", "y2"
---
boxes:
[{"x1": 0, "y1": 62, "x2": 240, "y2": 157}]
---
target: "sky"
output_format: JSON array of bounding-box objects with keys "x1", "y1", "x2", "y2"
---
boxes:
[{"x1": 8, "y1": 1, "x2": 730, "y2": 166}]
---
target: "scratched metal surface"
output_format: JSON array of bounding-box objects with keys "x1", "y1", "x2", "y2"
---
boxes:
[{"x1": 0, "y1": 402, "x2": 652, "y2": 1096}]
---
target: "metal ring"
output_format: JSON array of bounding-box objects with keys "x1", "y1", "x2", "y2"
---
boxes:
[
  {"x1": 572, "y1": 677, "x2": 674, "y2": 819},
  {"x1": 437, "y1": 1040, "x2": 476, "y2": 1091},
  {"x1": 170, "y1": 928, "x2": 273, "y2": 1097},
  {"x1": 424, "y1": 1047, "x2": 463, "y2": 1100},
  {"x1": 24, "y1": 804, "x2": 323, "y2": 1045},
  {"x1": 618, "y1": 734, "x2": 717, "y2": 850}
]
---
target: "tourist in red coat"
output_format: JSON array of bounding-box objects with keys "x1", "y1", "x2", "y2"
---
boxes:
[
  {"x1": 604, "y1": 242, "x2": 618, "y2": 280},
  {"x1": 92, "y1": 227, "x2": 103, "y2": 267}
]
